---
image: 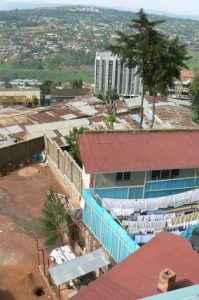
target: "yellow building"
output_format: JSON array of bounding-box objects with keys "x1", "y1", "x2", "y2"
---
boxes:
[{"x1": 0, "y1": 88, "x2": 41, "y2": 106}]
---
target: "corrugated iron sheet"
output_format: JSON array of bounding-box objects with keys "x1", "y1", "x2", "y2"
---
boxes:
[
  {"x1": 78, "y1": 131, "x2": 199, "y2": 173},
  {"x1": 49, "y1": 248, "x2": 110, "y2": 286},
  {"x1": 72, "y1": 231, "x2": 199, "y2": 300}
]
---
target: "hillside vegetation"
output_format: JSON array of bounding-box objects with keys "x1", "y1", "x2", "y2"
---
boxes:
[{"x1": 0, "y1": 6, "x2": 198, "y2": 82}]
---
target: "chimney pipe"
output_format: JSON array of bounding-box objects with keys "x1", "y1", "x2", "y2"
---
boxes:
[{"x1": 158, "y1": 268, "x2": 176, "y2": 292}]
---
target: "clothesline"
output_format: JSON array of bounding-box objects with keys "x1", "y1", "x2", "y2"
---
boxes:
[
  {"x1": 126, "y1": 217, "x2": 199, "y2": 234},
  {"x1": 122, "y1": 219, "x2": 172, "y2": 231},
  {"x1": 132, "y1": 229, "x2": 183, "y2": 244},
  {"x1": 133, "y1": 233, "x2": 158, "y2": 244},
  {"x1": 103, "y1": 188, "x2": 199, "y2": 213}
]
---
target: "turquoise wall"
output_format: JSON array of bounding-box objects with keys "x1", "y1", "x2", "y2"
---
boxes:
[
  {"x1": 82, "y1": 189, "x2": 139, "y2": 262},
  {"x1": 94, "y1": 177, "x2": 199, "y2": 199}
]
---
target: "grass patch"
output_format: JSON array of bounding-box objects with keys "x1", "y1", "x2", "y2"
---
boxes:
[
  {"x1": 0, "y1": 64, "x2": 94, "y2": 82},
  {"x1": 0, "y1": 38, "x2": 8, "y2": 45},
  {"x1": 22, "y1": 26, "x2": 46, "y2": 33},
  {"x1": 0, "y1": 51, "x2": 198, "y2": 83},
  {"x1": 187, "y1": 51, "x2": 199, "y2": 71}
]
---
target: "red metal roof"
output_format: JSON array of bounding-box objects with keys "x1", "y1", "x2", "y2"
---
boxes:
[
  {"x1": 180, "y1": 70, "x2": 197, "y2": 81},
  {"x1": 78, "y1": 131, "x2": 199, "y2": 173},
  {"x1": 72, "y1": 231, "x2": 199, "y2": 300}
]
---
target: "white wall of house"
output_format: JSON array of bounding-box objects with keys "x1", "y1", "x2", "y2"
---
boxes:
[
  {"x1": 94, "y1": 171, "x2": 145, "y2": 188},
  {"x1": 82, "y1": 167, "x2": 91, "y2": 189}
]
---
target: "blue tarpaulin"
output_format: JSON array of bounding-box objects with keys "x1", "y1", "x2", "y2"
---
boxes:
[{"x1": 131, "y1": 114, "x2": 148, "y2": 128}]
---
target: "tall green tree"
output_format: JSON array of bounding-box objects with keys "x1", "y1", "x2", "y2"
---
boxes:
[
  {"x1": 39, "y1": 188, "x2": 72, "y2": 247},
  {"x1": 3, "y1": 76, "x2": 12, "y2": 88},
  {"x1": 145, "y1": 35, "x2": 189, "y2": 127},
  {"x1": 108, "y1": 9, "x2": 163, "y2": 127},
  {"x1": 65, "y1": 126, "x2": 85, "y2": 167},
  {"x1": 71, "y1": 79, "x2": 83, "y2": 89},
  {"x1": 189, "y1": 75, "x2": 199, "y2": 123},
  {"x1": 108, "y1": 9, "x2": 189, "y2": 128},
  {"x1": 32, "y1": 97, "x2": 39, "y2": 107},
  {"x1": 40, "y1": 80, "x2": 55, "y2": 98}
]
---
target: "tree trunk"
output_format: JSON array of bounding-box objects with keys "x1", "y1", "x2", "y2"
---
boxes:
[
  {"x1": 151, "y1": 90, "x2": 156, "y2": 128},
  {"x1": 109, "y1": 122, "x2": 114, "y2": 130},
  {"x1": 140, "y1": 83, "x2": 145, "y2": 127}
]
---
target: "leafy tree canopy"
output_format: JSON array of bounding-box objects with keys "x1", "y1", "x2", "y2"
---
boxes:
[
  {"x1": 65, "y1": 126, "x2": 85, "y2": 167},
  {"x1": 3, "y1": 76, "x2": 12, "y2": 88},
  {"x1": 189, "y1": 75, "x2": 199, "y2": 123},
  {"x1": 71, "y1": 79, "x2": 83, "y2": 89},
  {"x1": 108, "y1": 9, "x2": 189, "y2": 127},
  {"x1": 40, "y1": 80, "x2": 55, "y2": 98},
  {"x1": 32, "y1": 97, "x2": 39, "y2": 106}
]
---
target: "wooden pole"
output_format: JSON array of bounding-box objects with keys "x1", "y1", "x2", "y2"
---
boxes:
[{"x1": 42, "y1": 249, "x2": 46, "y2": 275}]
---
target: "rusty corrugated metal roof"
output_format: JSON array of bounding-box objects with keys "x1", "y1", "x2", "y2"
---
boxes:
[
  {"x1": 155, "y1": 106, "x2": 199, "y2": 129},
  {"x1": 72, "y1": 231, "x2": 199, "y2": 300},
  {"x1": 145, "y1": 95, "x2": 169, "y2": 104},
  {"x1": 78, "y1": 131, "x2": 199, "y2": 173}
]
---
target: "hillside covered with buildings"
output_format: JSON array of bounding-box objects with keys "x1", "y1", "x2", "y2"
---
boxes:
[
  {"x1": 0, "y1": 5, "x2": 199, "y2": 81},
  {"x1": 1, "y1": 4, "x2": 199, "y2": 300}
]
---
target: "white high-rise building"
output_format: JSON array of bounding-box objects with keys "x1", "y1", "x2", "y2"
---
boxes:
[{"x1": 94, "y1": 52, "x2": 140, "y2": 97}]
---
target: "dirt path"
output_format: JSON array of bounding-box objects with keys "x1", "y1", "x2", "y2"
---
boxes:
[{"x1": 0, "y1": 164, "x2": 65, "y2": 300}]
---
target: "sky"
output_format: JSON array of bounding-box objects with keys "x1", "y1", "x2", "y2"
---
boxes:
[{"x1": 5, "y1": 0, "x2": 199, "y2": 16}]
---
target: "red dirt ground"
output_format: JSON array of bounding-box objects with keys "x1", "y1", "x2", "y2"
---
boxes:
[{"x1": 0, "y1": 164, "x2": 66, "y2": 300}]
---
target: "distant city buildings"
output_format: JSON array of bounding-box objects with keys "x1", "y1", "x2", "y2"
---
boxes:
[
  {"x1": 9, "y1": 79, "x2": 42, "y2": 88},
  {"x1": 170, "y1": 79, "x2": 191, "y2": 100},
  {"x1": 170, "y1": 71, "x2": 197, "y2": 100},
  {"x1": 0, "y1": 88, "x2": 41, "y2": 106},
  {"x1": 94, "y1": 52, "x2": 141, "y2": 97}
]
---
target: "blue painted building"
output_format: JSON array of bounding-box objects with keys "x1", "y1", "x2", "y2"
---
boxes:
[
  {"x1": 79, "y1": 131, "x2": 199, "y2": 199},
  {"x1": 78, "y1": 131, "x2": 199, "y2": 258}
]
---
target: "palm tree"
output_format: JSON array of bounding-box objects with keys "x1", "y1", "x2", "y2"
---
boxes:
[{"x1": 108, "y1": 9, "x2": 164, "y2": 127}]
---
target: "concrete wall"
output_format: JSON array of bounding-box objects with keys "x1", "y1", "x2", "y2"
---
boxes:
[
  {"x1": 0, "y1": 137, "x2": 44, "y2": 170},
  {"x1": 95, "y1": 171, "x2": 145, "y2": 188},
  {"x1": 82, "y1": 167, "x2": 91, "y2": 189},
  {"x1": 45, "y1": 133, "x2": 83, "y2": 198}
]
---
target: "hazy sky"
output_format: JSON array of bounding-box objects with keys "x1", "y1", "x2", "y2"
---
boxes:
[{"x1": 6, "y1": 0, "x2": 199, "y2": 16}]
